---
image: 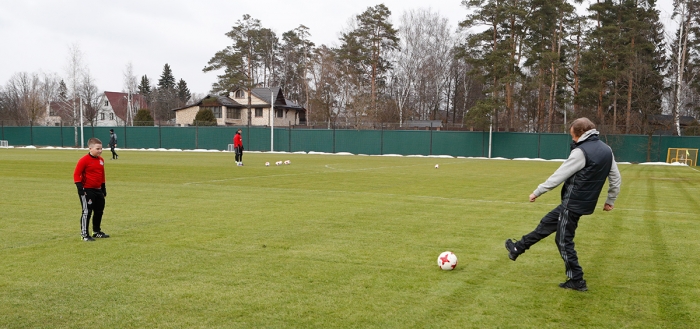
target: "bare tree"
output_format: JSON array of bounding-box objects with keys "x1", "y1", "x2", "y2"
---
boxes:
[
  {"x1": 65, "y1": 43, "x2": 85, "y2": 145},
  {"x1": 123, "y1": 62, "x2": 138, "y2": 125},
  {"x1": 39, "y1": 72, "x2": 60, "y2": 124},
  {"x1": 392, "y1": 8, "x2": 455, "y2": 123},
  {"x1": 81, "y1": 69, "x2": 104, "y2": 126},
  {"x1": 3, "y1": 72, "x2": 46, "y2": 124}
]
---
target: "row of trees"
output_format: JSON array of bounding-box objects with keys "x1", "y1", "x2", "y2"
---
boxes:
[
  {"x1": 205, "y1": 1, "x2": 700, "y2": 134},
  {"x1": 0, "y1": 45, "x2": 195, "y2": 128},
  {"x1": 2, "y1": 2, "x2": 698, "y2": 135},
  {"x1": 0, "y1": 45, "x2": 109, "y2": 147},
  {"x1": 136, "y1": 63, "x2": 193, "y2": 123}
]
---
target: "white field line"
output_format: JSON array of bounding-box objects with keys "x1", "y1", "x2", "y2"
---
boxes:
[{"x1": 184, "y1": 161, "x2": 463, "y2": 185}]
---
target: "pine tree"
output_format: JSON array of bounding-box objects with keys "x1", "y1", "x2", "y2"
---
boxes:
[
  {"x1": 204, "y1": 14, "x2": 272, "y2": 125},
  {"x1": 138, "y1": 75, "x2": 152, "y2": 107},
  {"x1": 337, "y1": 4, "x2": 400, "y2": 114},
  {"x1": 279, "y1": 25, "x2": 314, "y2": 107},
  {"x1": 176, "y1": 79, "x2": 191, "y2": 106},
  {"x1": 459, "y1": 0, "x2": 530, "y2": 131},
  {"x1": 158, "y1": 64, "x2": 176, "y2": 90},
  {"x1": 155, "y1": 64, "x2": 177, "y2": 121},
  {"x1": 57, "y1": 80, "x2": 68, "y2": 102}
]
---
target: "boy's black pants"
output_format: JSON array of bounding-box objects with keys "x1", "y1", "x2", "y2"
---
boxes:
[
  {"x1": 79, "y1": 189, "x2": 105, "y2": 237},
  {"x1": 235, "y1": 147, "x2": 243, "y2": 162}
]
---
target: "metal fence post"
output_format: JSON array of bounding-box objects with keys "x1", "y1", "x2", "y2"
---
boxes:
[
  {"x1": 195, "y1": 121, "x2": 199, "y2": 149},
  {"x1": 159, "y1": 123, "x2": 162, "y2": 149},
  {"x1": 429, "y1": 122, "x2": 433, "y2": 156},
  {"x1": 288, "y1": 124, "x2": 291, "y2": 152},
  {"x1": 380, "y1": 124, "x2": 384, "y2": 155},
  {"x1": 30, "y1": 120, "x2": 33, "y2": 145}
]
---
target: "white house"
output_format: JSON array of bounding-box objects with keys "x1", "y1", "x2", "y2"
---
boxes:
[
  {"x1": 173, "y1": 87, "x2": 305, "y2": 127},
  {"x1": 97, "y1": 92, "x2": 147, "y2": 126}
]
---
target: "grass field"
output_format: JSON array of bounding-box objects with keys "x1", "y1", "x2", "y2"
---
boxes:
[{"x1": 1, "y1": 148, "x2": 699, "y2": 328}]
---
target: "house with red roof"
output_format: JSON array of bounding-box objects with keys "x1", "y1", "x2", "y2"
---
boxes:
[{"x1": 99, "y1": 92, "x2": 147, "y2": 126}]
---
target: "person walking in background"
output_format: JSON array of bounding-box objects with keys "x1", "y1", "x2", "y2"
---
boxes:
[
  {"x1": 74, "y1": 137, "x2": 110, "y2": 241},
  {"x1": 234, "y1": 129, "x2": 244, "y2": 166},
  {"x1": 108, "y1": 129, "x2": 118, "y2": 160},
  {"x1": 505, "y1": 117, "x2": 621, "y2": 291}
]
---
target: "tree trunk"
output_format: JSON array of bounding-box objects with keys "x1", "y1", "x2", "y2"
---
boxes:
[{"x1": 626, "y1": 36, "x2": 634, "y2": 134}]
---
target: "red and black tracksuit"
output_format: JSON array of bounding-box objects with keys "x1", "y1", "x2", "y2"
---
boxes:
[
  {"x1": 233, "y1": 132, "x2": 243, "y2": 163},
  {"x1": 74, "y1": 153, "x2": 106, "y2": 237}
]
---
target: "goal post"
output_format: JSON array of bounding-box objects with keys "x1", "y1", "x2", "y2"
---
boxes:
[
  {"x1": 227, "y1": 144, "x2": 235, "y2": 152},
  {"x1": 0, "y1": 140, "x2": 8, "y2": 148},
  {"x1": 666, "y1": 148, "x2": 698, "y2": 166}
]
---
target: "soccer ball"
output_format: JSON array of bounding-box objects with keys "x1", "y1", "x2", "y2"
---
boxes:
[
  {"x1": 284, "y1": 160, "x2": 291, "y2": 165},
  {"x1": 275, "y1": 161, "x2": 282, "y2": 166},
  {"x1": 437, "y1": 251, "x2": 458, "y2": 270},
  {"x1": 435, "y1": 164, "x2": 439, "y2": 169},
  {"x1": 265, "y1": 162, "x2": 270, "y2": 166}
]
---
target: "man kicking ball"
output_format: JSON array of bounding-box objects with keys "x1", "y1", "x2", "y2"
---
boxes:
[{"x1": 505, "y1": 117, "x2": 621, "y2": 291}]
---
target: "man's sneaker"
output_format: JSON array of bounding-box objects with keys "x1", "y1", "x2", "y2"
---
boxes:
[
  {"x1": 82, "y1": 236, "x2": 95, "y2": 242},
  {"x1": 93, "y1": 232, "x2": 110, "y2": 238},
  {"x1": 505, "y1": 239, "x2": 521, "y2": 261},
  {"x1": 559, "y1": 279, "x2": 588, "y2": 292}
]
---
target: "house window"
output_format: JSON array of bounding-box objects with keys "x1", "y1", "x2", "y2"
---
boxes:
[
  {"x1": 235, "y1": 90, "x2": 244, "y2": 98},
  {"x1": 227, "y1": 108, "x2": 241, "y2": 119},
  {"x1": 101, "y1": 113, "x2": 105, "y2": 120},
  {"x1": 276, "y1": 109, "x2": 284, "y2": 118},
  {"x1": 202, "y1": 106, "x2": 222, "y2": 118},
  {"x1": 109, "y1": 113, "x2": 114, "y2": 120},
  {"x1": 255, "y1": 108, "x2": 263, "y2": 117},
  {"x1": 105, "y1": 100, "x2": 109, "y2": 106}
]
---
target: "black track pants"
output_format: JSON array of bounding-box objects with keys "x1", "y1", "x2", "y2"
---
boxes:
[
  {"x1": 110, "y1": 145, "x2": 118, "y2": 159},
  {"x1": 79, "y1": 189, "x2": 105, "y2": 237},
  {"x1": 235, "y1": 147, "x2": 243, "y2": 162},
  {"x1": 515, "y1": 204, "x2": 584, "y2": 280}
]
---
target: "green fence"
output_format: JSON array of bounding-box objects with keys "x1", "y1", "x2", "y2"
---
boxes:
[{"x1": 2, "y1": 125, "x2": 699, "y2": 163}]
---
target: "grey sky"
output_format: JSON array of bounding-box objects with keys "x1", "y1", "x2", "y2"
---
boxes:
[
  {"x1": 0, "y1": 0, "x2": 678, "y2": 95},
  {"x1": 0, "y1": 0, "x2": 468, "y2": 95}
]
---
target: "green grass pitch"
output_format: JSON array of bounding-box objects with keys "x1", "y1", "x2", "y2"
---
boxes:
[{"x1": 1, "y1": 148, "x2": 699, "y2": 328}]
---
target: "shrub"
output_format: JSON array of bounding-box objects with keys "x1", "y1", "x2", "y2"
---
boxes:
[
  {"x1": 134, "y1": 109, "x2": 154, "y2": 126},
  {"x1": 194, "y1": 108, "x2": 217, "y2": 126}
]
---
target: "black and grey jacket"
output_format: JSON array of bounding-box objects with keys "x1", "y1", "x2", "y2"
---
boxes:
[
  {"x1": 109, "y1": 133, "x2": 117, "y2": 147},
  {"x1": 532, "y1": 129, "x2": 622, "y2": 215}
]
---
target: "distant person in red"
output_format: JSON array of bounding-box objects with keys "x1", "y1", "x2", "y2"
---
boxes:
[
  {"x1": 74, "y1": 137, "x2": 110, "y2": 241},
  {"x1": 234, "y1": 129, "x2": 244, "y2": 166}
]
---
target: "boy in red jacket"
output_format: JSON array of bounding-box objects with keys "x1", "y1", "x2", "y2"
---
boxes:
[
  {"x1": 234, "y1": 129, "x2": 244, "y2": 166},
  {"x1": 74, "y1": 137, "x2": 110, "y2": 241}
]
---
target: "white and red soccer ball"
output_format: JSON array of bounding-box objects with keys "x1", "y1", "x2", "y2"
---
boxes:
[
  {"x1": 435, "y1": 164, "x2": 439, "y2": 169},
  {"x1": 265, "y1": 162, "x2": 270, "y2": 166},
  {"x1": 284, "y1": 160, "x2": 291, "y2": 165},
  {"x1": 437, "y1": 251, "x2": 458, "y2": 270}
]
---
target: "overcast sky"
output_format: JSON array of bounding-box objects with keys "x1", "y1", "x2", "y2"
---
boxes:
[{"x1": 0, "y1": 0, "x2": 678, "y2": 96}]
